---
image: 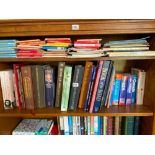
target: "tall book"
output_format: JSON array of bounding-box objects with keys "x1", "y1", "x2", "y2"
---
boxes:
[
  {"x1": 100, "y1": 116, "x2": 103, "y2": 135},
  {"x1": 44, "y1": 65, "x2": 55, "y2": 107},
  {"x1": 0, "y1": 70, "x2": 15, "y2": 109},
  {"x1": 131, "y1": 75, "x2": 138, "y2": 105},
  {"x1": 103, "y1": 117, "x2": 107, "y2": 135},
  {"x1": 93, "y1": 61, "x2": 111, "y2": 112},
  {"x1": 76, "y1": 116, "x2": 81, "y2": 135},
  {"x1": 72, "y1": 116, "x2": 77, "y2": 135},
  {"x1": 80, "y1": 116, "x2": 85, "y2": 135},
  {"x1": 123, "y1": 116, "x2": 134, "y2": 135},
  {"x1": 114, "y1": 116, "x2": 120, "y2": 135},
  {"x1": 32, "y1": 65, "x2": 46, "y2": 108},
  {"x1": 61, "y1": 66, "x2": 72, "y2": 111},
  {"x1": 90, "y1": 116, "x2": 94, "y2": 135},
  {"x1": 107, "y1": 117, "x2": 113, "y2": 135},
  {"x1": 84, "y1": 116, "x2": 88, "y2": 135},
  {"x1": 89, "y1": 61, "x2": 104, "y2": 113},
  {"x1": 131, "y1": 68, "x2": 146, "y2": 105},
  {"x1": 126, "y1": 75, "x2": 132, "y2": 106},
  {"x1": 119, "y1": 74, "x2": 128, "y2": 106},
  {"x1": 21, "y1": 66, "x2": 35, "y2": 110},
  {"x1": 55, "y1": 62, "x2": 65, "y2": 107},
  {"x1": 87, "y1": 116, "x2": 91, "y2": 135},
  {"x1": 69, "y1": 65, "x2": 84, "y2": 110},
  {"x1": 134, "y1": 116, "x2": 141, "y2": 135},
  {"x1": 68, "y1": 116, "x2": 73, "y2": 135},
  {"x1": 63, "y1": 116, "x2": 69, "y2": 135},
  {"x1": 78, "y1": 62, "x2": 93, "y2": 109}
]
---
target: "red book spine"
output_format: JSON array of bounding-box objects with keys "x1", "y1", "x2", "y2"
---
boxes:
[
  {"x1": 17, "y1": 53, "x2": 42, "y2": 57},
  {"x1": 107, "y1": 117, "x2": 113, "y2": 135},
  {"x1": 47, "y1": 40, "x2": 71, "y2": 43},
  {"x1": 74, "y1": 40, "x2": 100, "y2": 44},
  {"x1": 89, "y1": 61, "x2": 104, "y2": 113},
  {"x1": 17, "y1": 50, "x2": 39, "y2": 53},
  {"x1": 74, "y1": 44, "x2": 101, "y2": 49},
  {"x1": 13, "y1": 64, "x2": 22, "y2": 111}
]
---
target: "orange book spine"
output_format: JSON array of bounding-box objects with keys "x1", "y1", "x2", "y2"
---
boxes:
[{"x1": 78, "y1": 62, "x2": 93, "y2": 109}]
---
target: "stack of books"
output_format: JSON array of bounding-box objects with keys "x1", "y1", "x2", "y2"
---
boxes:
[
  {"x1": 58, "y1": 116, "x2": 141, "y2": 135},
  {"x1": 103, "y1": 37, "x2": 150, "y2": 57},
  {"x1": 42, "y1": 38, "x2": 71, "y2": 57},
  {"x1": 67, "y1": 39, "x2": 105, "y2": 58},
  {"x1": 0, "y1": 40, "x2": 17, "y2": 58},
  {"x1": 0, "y1": 61, "x2": 146, "y2": 113},
  {"x1": 16, "y1": 39, "x2": 44, "y2": 57},
  {"x1": 12, "y1": 119, "x2": 58, "y2": 135}
]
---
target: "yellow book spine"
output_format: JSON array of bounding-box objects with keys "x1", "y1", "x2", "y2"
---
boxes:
[{"x1": 45, "y1": 43, "x2": 70, "y2": 47}]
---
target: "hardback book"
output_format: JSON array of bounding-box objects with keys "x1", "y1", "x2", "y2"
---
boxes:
[
  {"x1": 13, "y1": 72, "x2": 19, "y2": 107},
  {"x1": 61, "y1": 66, "x2": 72, "y2": 111},
  {"x1": 90, "y1": 116, "x2": 94, "y2": 135},
  {"x1": 100, "y1": 116, "x2": 103, "y2": 135},
  {"x1": 107, "y1": 117, "x2": 113, "y2": 135},
  {"x1": 93, "y1": 61, "x2": 111, "y2": 112},
  {"x1": 0, "y1": 70, "x2": 15, "y2": 109},
  {"x1": 44, "y1": 65, "x2": 55, "y2": 107},
  {"x1": 126, "y1": 75, "x2": 133, "y2": 105},
  {"x1": 94, "y1": 116, "x2": 99, "y2": 135},
  {"x1": 84, "y1": 116, "x2": 88, "y2": 135},
  {"x1": 119, "y1": 74, "x2": 128, "y2": 106},
  {"x1": 112, "y1": 74, "x2": 122, "y2": 105},
  {"x1": 55, "y1": 62, "x2": 65, "y2": 107},
  {"x1": 59, "y1": 116, "x2": 64, "y2": 135},
  {"x1": 76, "y1": 116, "x2": 81, "y2": 135},
  {"x1": 32, "y1": 65, "x2": 46, "y2": 108},
  {"x1": 80, "y1": 116, "x2": 85, "y2": 135},
  {"x1": 68, "y1": 116, "x2": 73, "y2": 135},
  {"x1": 84, "y1": 66, "x2": 96, "y2": 111},
  {"x1": 21, "y1": 66, "x2": 35, "y2": 110},
  {"x1": 69, "y1": 65, "x2": 84, "y2": 110},
  {"x1": 131, "y1": 68, "x2": 146, "y2": 105},
  {"x1": 87, "y1": 116, "x2": 91, "y2": 135},
  {"x1": 114, "y1": 116, "x2": 120, "y2": 135},
  {"x1": 123, "y1": 116, "x2": 134, "y2": 135},
  {"x1": 134, "y1": 117, "x2": 141, "y2": 135},
  {"x1": 103, "y1": 117, "x2": 107, "y2": 135},
  {"x1": 131, "y1": 75, "x2": 138, "y2": 105},
  {"x1": 63, "y1": 116, "x2": 70, "y2": 135},
  {"x1": 72, "y1": 116, "x2": 77, "y2": 135},
  {"x1": 78, "y1": 61, "x2": 93, "y2": 109},
  {"x1": 89, "y1": 61, "x2": 104, "y2": 113}
]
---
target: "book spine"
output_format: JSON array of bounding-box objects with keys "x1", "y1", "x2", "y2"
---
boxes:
[
  {"x1": 131, "y1": 75, "x2": 138, "y2": 105},
  {"x1": 114, "y1": 116, "x2": 120, "y2": 135},
  {"x1": 112, "y1": 74, "x2": 122, "y2": 106},
  {"x1": 94, "y1": 116, "x2": 98, "y2": 135},
  {"x1": 44, "y1": 66, "x2": 55, "y2": 107},
  {"x1": 87, "y1": 116, "x2": 91, "y2": 135},
  {"x1": 61, "y1": 66, "x2": 72, "y2": 111},
  {"x1": 80, "y1": 116, "x2": 85, "y2": 135},
  {"x1": 119, "y1": 75, "x2": 128, "y2": 106},
  {"x1": 124, "y1": 116, "x2": 134, "y2": 135},
  {"x1": 76, "y1": 116, "x2": 81, "y2": 135},
  {"x1": 89, "y1": 61, "x2": 104, "y2": 113},
  {"x1": 21, "y1": 66, "x2": 35, "y2": 110},
  {"x1": 72, "y1": 116, "x2": 77, "y2": 135},
  {"x1": 69, "y1": 65, "x2": 84, "y2": 110},
  {"x1": 90, "y1": 116, "x2": 94, "y2": 135},
  {"x1": 78, "y1": 62, "x2": 93, "y2": 109},
  {"x1": 55, "y1": 62, "x2": 65, "y2": 107},
  {"x1": 134, "y1": 117, "x2": 141, "y2": 135},
  {"x1": 118, "y1": 117, "x2": 122, "y2": 135},
  {"x1": 103, "y1": 117, "x2": 107, "y2": 135},
  {"x1": 100, "y1": 116, "x2": 103, "y2": 135},
  {"x1": 126, "y1": 75, "x2": 132, "y2": 105},
  {"x1": 63, "y1": 116, "x2": 69, "y2": 135},
  {"x1": 107, "y1": 117, "x2": 113, "y2": 135},
  {"x1": 93, "y1": 61, "x2": 111, "y2": 112},
  {"x1": 84, "y1": 116, "x2": 88, "y2": 135},
  {"x1": 68, "y1": 116, "x2": 73, "y2": 135},
  {"x1": 84, "y1": 66, "x2": 97, "y2": 112}
]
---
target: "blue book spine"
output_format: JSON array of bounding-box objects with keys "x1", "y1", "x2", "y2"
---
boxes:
[
  {"x1": 93, "y1": 61, "x2": 111, "y2": 112},
  {"x1": 134, "y1": 117, "x2": 141, "y2": 135},
  {"x1": 94, "y1": 116, "x2": 98, "y2": 135},
  {"x1": 119, "y1": 75, "x2": 128, "y2": 106},
  {"x1": 68, "y1": 116, "x2": 73, "y2": 135},
  {"x1": 0, "y1": 40, "x2": 16, "y2": 43},
  {"x1": 44, "y1": 66, "x2": 55, "y2": 107},
  {"x1": 126, "y1": 75, "x2": 132, "y2": 105},
  {"x1": 0, "y1": 43, "x2": 16, "y2": 47},
  {"x1": 76, "y1": 116, "x2": 81, "y2": 135},
  {"x1": 42, "y1": 46, "x2": 66, "y2": 50},
  {"x1": 64, "y1": 116, "x2": 70, "y2": 135},
  {"x1": 110, "y1": 80, "x2": 115, "y2": 106},
  {"x1": 100, "y1": 116, "x2": 103, "y2": 135},
  {"x1": 0, "y1": 51, "x2": 16, "y2": 54},
  {"x1": 84, "y1": 66, "x2": 97, "y2": 112},
  {"x1": 87, "y1": 116, "x2": 91, "y2": 135},
  {"x1": 112, "y1": 76, "x2": 122, "y2": 105},
  {"x1": 131, "y1": 75, "x2": 138, "y2": 105},
  {"x1": 98, "y1": 116, "x2": 101, "y2": 135},
  {"x1": 84, "y1": 66, "x2": 95, "y2": 111}
]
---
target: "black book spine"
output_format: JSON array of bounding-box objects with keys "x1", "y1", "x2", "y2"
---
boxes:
[
  {"x1": 68, "y1": 65, "x2": 84, "y2": 110},
  {"x1": 80, "y1": 116, "x2": 85, "y2": 135},
  {"x1": 100, "y1": 116, "x2": 103, "y2": 135}
]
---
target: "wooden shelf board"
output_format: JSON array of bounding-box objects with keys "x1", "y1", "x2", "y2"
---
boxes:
[
  {"x1": 0, "y1": 56, "x2": 155, "y2": 62},
  {"x1": 0, "y1": 106, "x2": 153, "y2": 118}
]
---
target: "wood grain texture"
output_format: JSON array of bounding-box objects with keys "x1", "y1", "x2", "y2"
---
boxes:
[{"x1": 0, "y1": 106, "x2": 152, "y2": 118}]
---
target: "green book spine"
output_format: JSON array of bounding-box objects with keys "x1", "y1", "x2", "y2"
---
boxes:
[
  {"x1": 61, "y1": 66, "x2": 72, "y2": 111},
  {"x1": 124, "y1": 116, "x2": 134, "y2": 135}
]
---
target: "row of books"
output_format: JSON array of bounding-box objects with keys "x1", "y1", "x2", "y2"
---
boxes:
[
  {"x1": 0, "y1": 37, "x2": 151, "y2": 58},
  {"x1": 58, "y1": 116, "x2": 141, "y2": 135},
  {"x1": 0, "y1": 61, "x2": 145, "y2": 112},
  {"x1": 12, "y1": 119, "x2": 58, "y2": 135}
]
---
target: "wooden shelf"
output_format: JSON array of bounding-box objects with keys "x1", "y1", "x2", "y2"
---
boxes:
[
  {"x1": 0, "y1": 106, "x2": 153, "y2": 118},
  {"x1": 0, "y1": 56, "x2": 155, "y2": 63}
]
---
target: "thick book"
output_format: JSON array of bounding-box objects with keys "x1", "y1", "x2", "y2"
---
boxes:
[
  {"x1": 123, "y1": 116, "x2": 134, "y2": 135},
  {"x1": 114, "y1": 116, "x2": 120, "y2": 135},
  {"x1": 59, "y1": 116, "x2": 64, "y2": 135},
  {"x1": 55, "y1": 62, "x2": 65, "y2": 107},
  {"x1": 119, "y1": 74, "x2": 128, "y2": 106},
  {"x1": 131, "y1": 68, "x2": 146, "y2": 105},
  {"x1": 131, "y1": 75, "x2": 138, "y2": 105},
  {"x1": 68, "y1": 116, "x2": 73, "y2": 135},
  {"x1": 126, "y1": 75, "x2": 132, "y2": 105},
  {"x1": 89, "y1": 61, "x2": 104, "y2": 113},
  {"x1": 61, "y1": 66, "x2": 72, "y2": 111},
  {"x1": 94, "y1": 116, "x2": 99, "y2": 135},
  {"x1": 134, "y1": 117, "x2": 141, "y2": 135},
  {"x1": 69, "y1": 65, "x2": 84, "y2": 110},
  {"x1": 78, "y1": 62, "x2": 93, "y2": 109},
  {"x1": 107, "y1": 117, "x2": 113, "y2": 135},
  {"x1": 93, "y1": 61, "x2": 111, "y2": 112},
  {"x1": 21, "y1": 66, "x2": 35, "y2": 110},
  {"x1": 44, "y1": 65, "x2": 55, "y2": 107},
  {"x1": 32, "y1": 65, "x2": 46, "y2": 108},
  {"x1": 0, "y1": 70, "x2": 15, "y2": 109},
  {"x1": 63, "y1": 116, "x2": 70, "y2": 135}
]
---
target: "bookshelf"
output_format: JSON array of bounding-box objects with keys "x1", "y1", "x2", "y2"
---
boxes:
[{"x1": 0, "y1": 19, "x2": 155, "y2": 135}]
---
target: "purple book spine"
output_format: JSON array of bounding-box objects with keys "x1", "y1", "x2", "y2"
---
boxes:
[{"x1": 126, "y1": 75, "x2": 132, "y2": 105}]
